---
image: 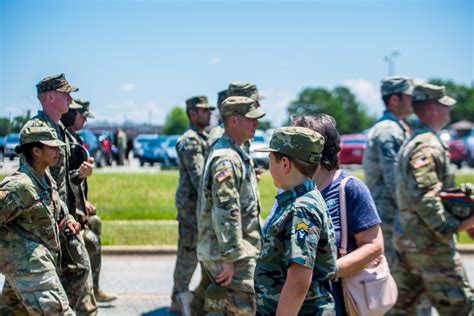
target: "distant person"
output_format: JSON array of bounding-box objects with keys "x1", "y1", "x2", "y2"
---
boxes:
[
  {"x1": 20, "y1": 73, "x2": 97, "y2": 314},
  {"x1": 193, "y1": 96, "x2": 265, "y2": 315},
  {"x1": 116, "y1": 128, "x2": 127, "y2": 165},
  {"x1": 207, "y1": 89, "x2": 227, "y2": 148},
  {"x1": 293, "y1": 114, "x2": 383, "y2": 316},
  {"x1": 170, "y1": 96, "x2": 215, "y2": 314},
  {"x1": 61, "y1": 99, "x2": 117, "y2": 303},
  {"x1": 254, "y1": 126, "x2": 337, "y2": 315},
  {"x1": 393, "y1": 83, "x2": 473, "y2": 315},
  {"x1": 0, "y1": 124, "x2": 80, "y2": 315}
]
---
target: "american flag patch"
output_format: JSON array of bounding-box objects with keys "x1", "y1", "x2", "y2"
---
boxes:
[
  {"x1": 216, "y1": 168, "x2": 232, "y2": 182},
  {"x1": 411, "y1": 155, "x2": 431, "y2": 169}
]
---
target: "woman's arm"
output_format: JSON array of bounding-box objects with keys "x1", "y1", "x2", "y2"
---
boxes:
[
  {"x1": 276, "y1": 263, "x2": 313, "y2": 316},
  {"x1": 336, "y1": 224, "x2": 384, "y2": 278}
]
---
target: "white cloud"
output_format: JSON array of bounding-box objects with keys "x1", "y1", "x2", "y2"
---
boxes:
[
  {"x1": 120, "y1": 83, "x2": 136, "y2": 92},
  {"x1": 209, "y1": 56, "x2": 222, "y2": 65},
  {"x1": 259, "y1": 89, "x2": 295, "y2": 128},
  {"x1": 343, "y1": 79, "x2": 382, "y2": 115}
]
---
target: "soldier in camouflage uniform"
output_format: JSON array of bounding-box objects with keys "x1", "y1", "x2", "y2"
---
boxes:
[
  {"x1": 363, "y1": 76, "x2": 414, "y2": 267},
  {"x1": 392, "y1": 83, "x2": 474, "y2": 315},
  {"x1": 207, "y1": 89, "x2": 228, "y2": 148},
  {"x1": 61, "y1": 99, "x2": 117, "y2": 303},
  {"x1": 193, "y1": 96, "x2": 265, "y2": 315},
  {"x1": 20, "y1": 74, "x2": 98, "y2": 315},
  {"x1": 0, "y1": 124, "x2": 80, "y2": 315},
  {"x1": 170, "y1": 96, "x2": 215, "y2": 313},
  {"x1": 254, "y1": 127, "x2": 337, "y2": 315}
]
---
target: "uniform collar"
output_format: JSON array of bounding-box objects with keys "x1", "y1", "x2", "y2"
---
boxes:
[
  {"x1": 221, "y1": 134, "x2": 252, "y2": 162},
  {"x1": 19, "y1": 162, "x2": 51, "y2": 191},
  {"x1": 276, "y1": 179, "x2": 315, "y2": 209},
  {"x1": 413, "y1": 122, "x2": 448, "y2": 149},
  {"x1": 190, "y1": 124, "x2": 208, "y2": 140},
  {"x1": 378, "y1": 110, "x2": 409, "y2": 132}
]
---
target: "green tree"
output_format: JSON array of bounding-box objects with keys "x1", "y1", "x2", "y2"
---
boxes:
[
  {"x1": 428, "y1": 79, "x2": 474, "y2": 123},
  {"x1": 287, "y1": 86, "x2": 375, "y2": 134},
  {"x1": 162, "y1": 106, "x2": 188, "y2": 135},
  {"x1": 257, "y1": 120, "x2": 273, "y2": 131}
]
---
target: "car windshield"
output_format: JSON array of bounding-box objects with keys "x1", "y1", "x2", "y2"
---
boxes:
[
  {"x1": 168, "y1": 139, "x2": 177, "y2": 147},
  {"x1": 148, "y1": 137, "x2": 167, "y2": 148}
]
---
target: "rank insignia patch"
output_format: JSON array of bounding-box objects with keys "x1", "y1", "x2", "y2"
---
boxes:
[{"x1": 295, "y1": 223, "x2": 309, "y2": 241}]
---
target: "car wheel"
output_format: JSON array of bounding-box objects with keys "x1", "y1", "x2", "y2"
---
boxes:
[{"x1": 140, "y1": 160, "x2": 145, "y2": 167}]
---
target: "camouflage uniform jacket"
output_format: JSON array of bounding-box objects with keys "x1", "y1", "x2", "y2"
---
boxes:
[
  {"x1": 175, "y1": 125, "x2": 209, "y2": 212},
  {"x1": 207, "y1": 123, "x2": 224, "y2": 149},
  {"x1": 66, "y1": 129, "x2": 88, "y2": 222},
  {"x1": 0, "y1": 163, "x2": 75, "y2": 272},
  {"x1": 197, "y1": 134, "x2": 262, "y2": 262},
  {"x1": 396, "y1": 122, "x2": 458, "y2": 245},
  {"x1": 363, "y1": 110, "x2": 411, "y2": 206},
  {"x1": 22, "y1": 111, "x2": 76, "y2": 215},
  {"x1": 255, "y1": 180, "x2": 337, "y2": 314}
]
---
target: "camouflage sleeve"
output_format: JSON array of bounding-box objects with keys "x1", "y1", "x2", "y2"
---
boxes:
[
  {"x1": 0, "y1": 180, "x2": 38, "y2": 226},
  {"x1": 407, "y1": 145, "x2": 460, "y2": 239},
  {"x1": 283, "y1": 207, "x2": 321, "y2": 269},
  {"x1": 181, "y1": 137, "x2": 206, "y2": 191},
  {"x1": 58, "y1": 199, "x2": 76, "y2": 229},
  {"x1": 377, "y1": 134, "x2": 403, "y2": 200},
  {"x1": 210, "y1": 159, "x2": 245, "y2": 262}
]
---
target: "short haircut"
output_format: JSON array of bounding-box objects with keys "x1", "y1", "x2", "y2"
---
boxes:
[
  {"x1": 412, "y1": 100, "x2": 432, "y2": 117},
  {"x1": 292, "y1": 114, "x2": 340, "y2": 171},
  {"x1": 273, "y1": 152, "x2": 318, "y2": 178},
  {"x1": 382, "y1": 93, "x2": 403, "y2": 108}
]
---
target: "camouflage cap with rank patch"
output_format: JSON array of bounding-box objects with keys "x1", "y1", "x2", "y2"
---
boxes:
[
  {"x1": 221, "y1": 96, "x2": 265, "y2": 119},
  {"x1": 186, "y1": 96, "x2": 216, "y2": 112},
  {"x1": 16, "y1": 124, "x2": 65, "y2": 153},
  {"x1": 381, "y1": 76, "x2": 414, "y2": 96},
  {"x1": 36, "y1": 73, "x2": 79, "y2": 95},
  {"x1": 74, "y1": 99, "x2": 94, "y2": 118},
  {"x1": 256, "y1": 126, "x2": 325, "y2": 163},
  {"x1": 412, "y1": 83, "x2": 456, "y2": 106},
  {"x1": 227, "y1": 81, "x2": 263, "y2": 102}
]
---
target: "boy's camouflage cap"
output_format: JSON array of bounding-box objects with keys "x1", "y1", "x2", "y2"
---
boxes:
[
  {"x1": 412, "y1": 83, "x2": 456, "y2": 106},
  {"x1": 18, "y1": 124, "x2": 65, "y2": 149},
  {"x1": 221, "y1": 96, "x2": 265, "y2": 119},
  {"x1": 255, "y1": 126, "x2": 325, "y2": 163},
  {"x1": 227, "y1": 81, "x2": 263, "y2": 102},
  {"x1": 74, "y1": 99, "x2": 94, "y2": 118},
  {"x1": 36, "y1": 73, "x2": 79, "y2": 95},
  {"x1": 381, "y1": 76, "x2": 414, "y2": 96},
  {"x1": 186, "y1": 96, "x2": 216, "y2": 111}
]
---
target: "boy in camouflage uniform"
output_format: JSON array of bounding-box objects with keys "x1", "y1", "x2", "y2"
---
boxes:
[
  {"x1": 393, "y1": 83, "x2": 474, "y2": 315},
  {"x1": 363, "y1": 76, "x2": 414, "y2": 267},
  {"x1": 254, "y1": 127, "x2": 337, "y2": 315},
  {"x1": 0, "y1": 124, "x2": 80, "y2": 315},
  {"x1": 193, "y1": 96, "x2": 265, "y2": 315},
  {"x1": 171, "y1": 96, "x2": 215, "y2": 313}
]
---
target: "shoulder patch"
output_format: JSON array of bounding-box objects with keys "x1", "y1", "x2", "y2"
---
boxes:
[
  {"x1": 0, "y1": 190, "x2": 7, "y2": 200},
  {"x1": 216, "y1": 168, "x2": 232, "y2": 182},
  {"x1": 410, "y1": 148, "x2": 431, "y2": 169},
  {"x1": 295, "y1": 223, "x2": 309, "y2": 241}
]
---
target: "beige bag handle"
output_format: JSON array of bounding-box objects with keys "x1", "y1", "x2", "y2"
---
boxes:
[{"x1": 338, "y1": 175, "x2": 358, "y2": 257}]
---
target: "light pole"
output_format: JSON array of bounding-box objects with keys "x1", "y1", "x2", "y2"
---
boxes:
[{"x1": 384, "y1": 51, "x2": 399, "y2": 76}]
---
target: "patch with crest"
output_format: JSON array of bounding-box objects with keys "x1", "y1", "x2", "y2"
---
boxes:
[{"x1": 295, "y1": 223, "x2": 309, "y2": 241}]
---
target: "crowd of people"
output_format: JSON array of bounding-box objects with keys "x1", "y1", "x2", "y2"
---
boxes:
[{"x1": 0, "y1": 74, "x2": 473, "y2": 316}]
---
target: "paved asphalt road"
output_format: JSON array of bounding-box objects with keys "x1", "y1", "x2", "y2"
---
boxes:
[{"x1": 1, "y1": 253, "x2": 473, "y2": 315}]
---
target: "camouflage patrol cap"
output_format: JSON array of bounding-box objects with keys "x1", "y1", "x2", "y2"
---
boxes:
[
  {"x1": 74, "y1": 99, "x2": 95, "y2": 118},
  {"x1": 227, "y1": 81, "x2": 262, "y2": 102},
  {"x1": 186, "y1": 96, "x2": 216, "y2": 112},
  {"x1": 18, "y1": 124, "x2": 65, "y2": 149},
  {"x1": 381, "y1": 76, "x2": 414, "y2": 96},
  {"x1": 36, "y1": 73, "x2": 79, "y2": 95},
  {"x1": 216, "y1": 89, "x2": 228, "y2": 110},
  {"x1": 221, "y1": 96, "x2": 265, "y2": 119},
  {"x1": 412, "y1": 83, "x2": 456, "y2": 106},
  {"x1": 255, "y1": 126, "x2": 325, "y2": 163}
]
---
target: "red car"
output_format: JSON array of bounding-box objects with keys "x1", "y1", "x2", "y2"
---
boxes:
[
  {"x1": 339, "y1": 134, "x2": 367, "y2": 165},
  {"x1": 448, "y1": 139, "x2": 466, "y2": 169}
]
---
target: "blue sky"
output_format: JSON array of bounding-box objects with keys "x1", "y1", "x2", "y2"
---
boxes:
[{"x1": 1, "y1": 0, "x2": 472, "y2": 127}]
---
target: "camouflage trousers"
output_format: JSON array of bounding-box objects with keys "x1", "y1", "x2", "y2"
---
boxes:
[
  {"x1": 374, "y1": 199, "x2": 399, "y2": 267},
  {"x1": 60, "y1": 232, "x2": 98, "y2": 315},
  {"x1": 391, "y1": 235, "x2": 473, "y2": 315},
  {"x1": 191, "y1": 258, "x2": 256, "y2": 316},
  {"x1": 171, "y1": 208, "x2": 199, "y2": 308},
  {"x1": 0, "y1": 244, "x2": 75, "y2": 315},
  {"x1": 82, "y1": 215, "x2": 103, "y2": 291}
]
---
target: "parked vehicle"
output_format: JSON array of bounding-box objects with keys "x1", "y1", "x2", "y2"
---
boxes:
[
  {"x1": 133, "y1": 134, "x2": 159, "y2": 158},
  {"x1": 139, "y1": 135, "x2": 168, "y2": 166},
  {"x1": 4, "y1": 133, "x2": 20, "y2": 160},
  {"x1": 339, "y1": 134, "x2": 367, "y2": 165},
  {"x1": 162, "y1": 135, "x2": 180, "y2": 167},
  {"x1": 95, "y1": 131, "x2": 114, "y2": 166},
  {"x1": 440, "y1": 129, "x2": 467, "y2": 169},
  {"x1": 250, "y1": 132, "x2": 270, "y2": 169},
  {"x1": 78, "y1": 129, "x2": 106, "y2": 167}
]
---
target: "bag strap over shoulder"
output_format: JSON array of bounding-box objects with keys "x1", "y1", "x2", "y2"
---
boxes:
[{"x1": 339, "y1": 175, "x2": 358, "y2": 257}]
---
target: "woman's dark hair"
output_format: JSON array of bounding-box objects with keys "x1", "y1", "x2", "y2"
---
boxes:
[
  {"x1": 15, "y1": 142, "x2": 44, "y2": 164},
  {"x1": 291, "y1": 114, "x2": 341, "y2": 171}
]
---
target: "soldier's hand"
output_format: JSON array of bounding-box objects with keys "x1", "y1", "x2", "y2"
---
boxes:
[
  {"x1": 67, "y1": 220, "x2": 82, "y2": 235},
  {"x1": 256, "y1": 168, "x2": 265, "y2": 183},
  {"x1": 458, "y1": 215, "x2": 474, "y2": 233},
  {"x1": 85, "y1": 200, "x2": 97, "y2": 215},
  {"x1": 79, "y1": 158, "x2": 95, "y2": 178},
  {"x1": 216, "y1": 262, "x2": 234, "y2": 287}
]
